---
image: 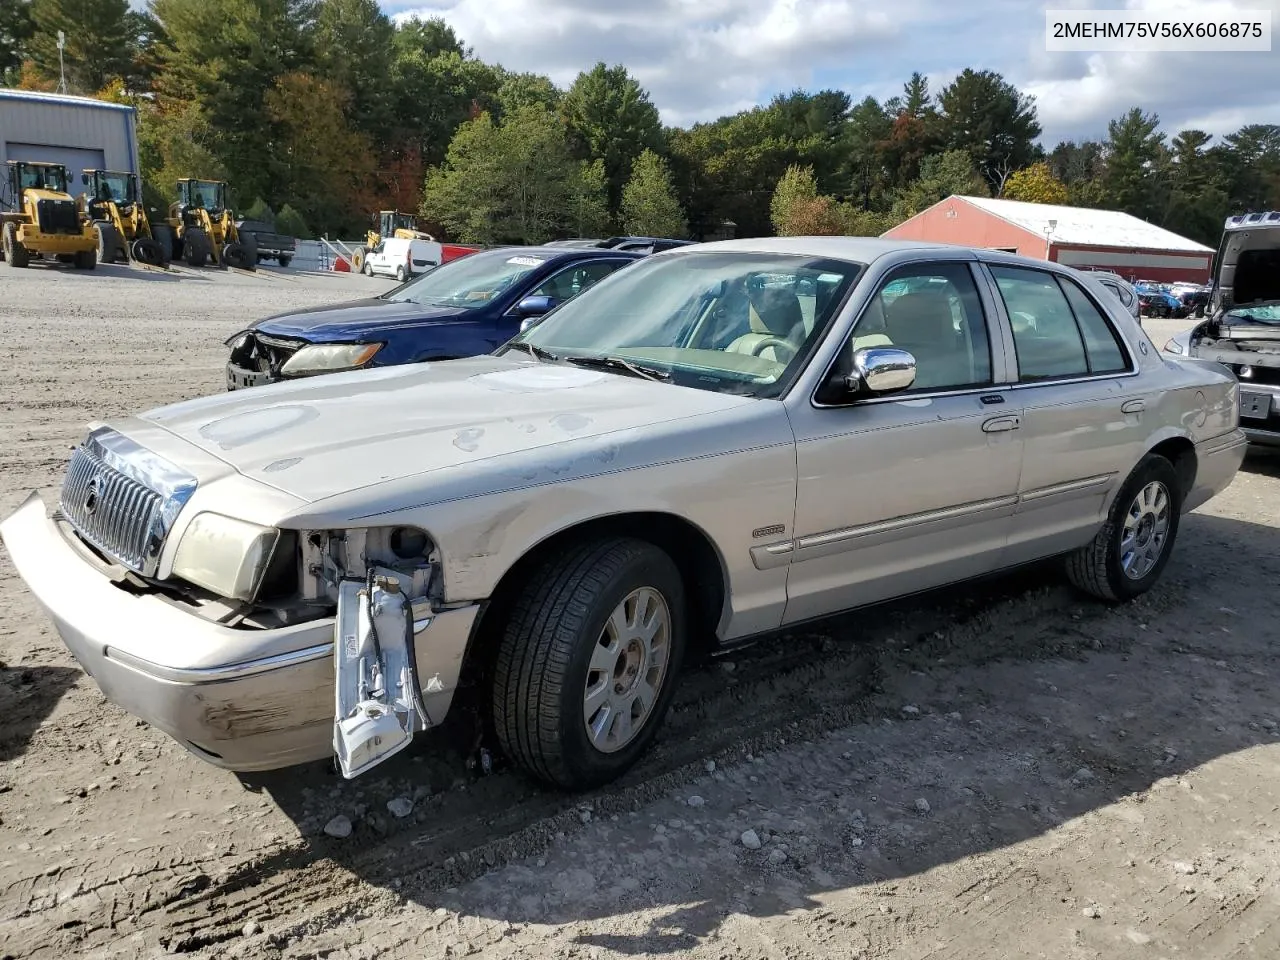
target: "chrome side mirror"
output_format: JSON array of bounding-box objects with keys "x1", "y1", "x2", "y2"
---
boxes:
[{"x1": 846, "y1": 347, "x2": 916, "y2": 395}]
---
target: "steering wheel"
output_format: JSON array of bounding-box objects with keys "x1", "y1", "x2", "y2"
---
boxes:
[{"x1": 748, "y1": 336, "x2": 795, "y2": 359}]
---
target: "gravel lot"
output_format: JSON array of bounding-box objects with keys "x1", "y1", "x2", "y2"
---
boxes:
[{"x1": 2, "y1": 265, "x2": 1279, "y2": 959}]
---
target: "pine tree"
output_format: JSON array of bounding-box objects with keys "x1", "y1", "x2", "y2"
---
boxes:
[{"x1": 621, "y1": 149, "x2": 686, "y2": 237}]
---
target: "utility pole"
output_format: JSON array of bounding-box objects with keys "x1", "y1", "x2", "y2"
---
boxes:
[{"x1": 56, "y1": 31, "x2": 68, "y2": 94}]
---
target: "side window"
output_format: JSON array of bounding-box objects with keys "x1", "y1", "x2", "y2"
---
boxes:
[
  {"x1": 846, "y1": 262, "x2": 993, "y2": 393},
  {"x1": 991, "y1": 265, "x2": 1131, "y2": 380},
  {"x1": 529, "y1": 260, "x2": 626, "y2": 300},
  {"x1": 1059, "y1": 278, "x2": 1131, "y2": 373}
]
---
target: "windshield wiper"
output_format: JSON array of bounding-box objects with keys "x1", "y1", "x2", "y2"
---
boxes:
[
  {"x1": 564, "y1": 355, "x2": 671, "y2": 382},
  {"x1": 513, "y1": 341, "x2": 560, "y2": 362}
]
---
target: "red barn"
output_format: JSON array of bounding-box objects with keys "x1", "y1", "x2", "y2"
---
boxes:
[{"x1": 883, "y1": 195, "x2": 1214, "y2": 284}]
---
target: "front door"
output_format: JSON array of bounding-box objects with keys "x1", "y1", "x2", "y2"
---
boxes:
[
  {"x1": 980, "y1": 263, "x2": 1151, "y2": 564},
  {"x1": 782, "y1": 260, "x2": 1025, "y2": 625}
]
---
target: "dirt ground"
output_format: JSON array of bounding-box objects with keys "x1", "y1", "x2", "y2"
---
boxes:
[{"x1": 1, "y1": 264, "x2": 1278, "y2": 960}]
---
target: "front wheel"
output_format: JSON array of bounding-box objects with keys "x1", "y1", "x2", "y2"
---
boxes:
[
  {"x1": 278, "y1": 255, "x2": 292, "y2": 268},
  {"x1": 1066, "y1": 454, "x2": 1182, "y2": 602},
  {"x1": 491, "y1": 537, "x2": 687, "y2": 790},
  {"x1": 350, "y1": 245, "x2": 367, "y2": 272}
]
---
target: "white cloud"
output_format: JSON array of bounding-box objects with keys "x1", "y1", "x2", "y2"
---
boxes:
[{"x1": 385, "y1": 0, "x2": 1280, "y2": 141}]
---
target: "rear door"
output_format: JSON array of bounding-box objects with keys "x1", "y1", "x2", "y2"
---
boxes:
[{"x1": 980, "y1": 262, "x2": 1149, "y2": 564}]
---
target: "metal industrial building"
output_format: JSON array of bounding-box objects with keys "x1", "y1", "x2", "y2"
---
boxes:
[
  {"x1": 884, "y1": 195, "x2": 1215, "y2": 284},
  {"x1": 0, "y1": 90, "x2": 139, "y2": 201}
]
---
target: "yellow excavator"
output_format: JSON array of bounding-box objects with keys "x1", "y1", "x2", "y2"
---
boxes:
[
  {"x1": 349, "y1": 209, "x2": 434, "y2": 272},
  {"x1": 80, "y1": 169, "x2": 167, "y2": 267},
  {"x1": 152, "y1": 178, "x2": 256, "y2": 270},
  {"x1": 0, "y1": 161, "x2": 99, "y2": 269}
]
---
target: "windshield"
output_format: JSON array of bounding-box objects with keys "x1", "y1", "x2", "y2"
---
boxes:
[
  {"x1": 18, "y1": 164, "x2": 68, "y2": 193},
  {"x1": 385, "y1": 248, "x2": 550, "y2": 309},
  {"x1": 186, "y1": 180, "x2": 224, "y2": 209},
  {"x1": 1226, "y1": 302, "x2": 1280, "y2": 323},
  {"x1": 92, "y1": 172, "x2": 133, "y2": 203},
  {"x1": 504, "y1": 251, "x2": 864, "y2": 398}
]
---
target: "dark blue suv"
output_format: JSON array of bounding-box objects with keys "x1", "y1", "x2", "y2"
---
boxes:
[{"x1": 225, "y1": 246, "x2": 643, "y2": 389}]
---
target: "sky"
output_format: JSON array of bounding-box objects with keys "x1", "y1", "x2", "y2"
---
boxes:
[{"x1": 383, "y1": 0, "x2": 1280, "y2": 146}]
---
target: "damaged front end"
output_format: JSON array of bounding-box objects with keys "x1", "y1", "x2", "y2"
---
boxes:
[
  {"x1": 333, "y1": 570, "x2": 426, "y2": 777},
  {"x1": 1187, "y1": 306, "x2": 1280, "y2": 441}
]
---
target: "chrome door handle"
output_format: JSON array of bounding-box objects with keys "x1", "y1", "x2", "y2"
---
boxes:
[
  {"x1": 1121, "y1": 399, "x2": 1145, "y2": 414},
  {"x1": 982, "y1": 416, "x2": 1021, "y2": 433}
]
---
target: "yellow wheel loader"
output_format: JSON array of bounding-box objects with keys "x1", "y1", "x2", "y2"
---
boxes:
[
  {"x1": 349, "y1": 209, "x2": 434, "y2": 272},
  {"x1": 0, "y1": 161, "x2": 98, "y2": 270},
  {"x1": 80, "y1": 169, "x2": 167, "y2": 267},
  {"x1": 153, "y1": 178, "x2": 256, "y2": 270}
]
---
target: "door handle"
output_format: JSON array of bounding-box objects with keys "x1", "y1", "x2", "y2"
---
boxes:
[
  {"x1": 1121, "y1": 399, "x2": 1145, "y2": 414},
  {"x1": 982, "y1": 416, "x2": 1021, "y2": 433}
]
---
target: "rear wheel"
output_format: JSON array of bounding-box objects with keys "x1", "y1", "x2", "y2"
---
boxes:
[
  {"x1": 278, "y1": 254, "x2": 292, "y2": 268},
  {"x1": 94, "y1": 222, "x2": 122, "y2": 263},
  {"x1": 491, "y1": 537, "x2": 687, "y2": 790},
  {"x1": 395, "y1": 264, "x2": 407, "y2": 282},
  {"x1": 2, "y1": 222, "x2": 29, "y2": 268},
  {"x1": 350, "y1": 245, "x2": 367, "y2": 272},
  {"x1": 1066, "y1": 454, "x2": 1182, "y2": 602},
  {"x1": 73, "y1": 248, "x2": 97, "y2": 270}
]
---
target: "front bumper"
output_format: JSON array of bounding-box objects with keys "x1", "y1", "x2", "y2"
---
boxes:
[
  {"x1": 226, "y1": 361, "x2": 278, "y2": 391},
  {"x1": 0, "y1": 492, "x2": 479, "y2": 772}
]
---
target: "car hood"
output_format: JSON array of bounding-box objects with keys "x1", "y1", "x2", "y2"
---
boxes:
[
  {"x1": 251, "y1": 298, "x2": 479, "y2": 341},
  {"x1": 136, "y1": 355, "x2": 755, "y2": 503}
]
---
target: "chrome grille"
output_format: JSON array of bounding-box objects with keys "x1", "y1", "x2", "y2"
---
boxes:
[{"x1": 58, "y1": 428, "x2": 198, "y2": 575}]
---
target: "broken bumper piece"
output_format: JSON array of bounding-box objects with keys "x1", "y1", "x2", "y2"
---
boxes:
[{"x1": 0, "y1": 492, "x2": 480, "y2": 773}]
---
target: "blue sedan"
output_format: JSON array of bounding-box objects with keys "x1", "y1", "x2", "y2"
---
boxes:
[{"x1": 224, "y1": 246, "x2": 644, "y2": 389}]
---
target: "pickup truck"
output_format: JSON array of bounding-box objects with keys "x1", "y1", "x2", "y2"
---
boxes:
[{"x1": 235, "y1": 219, "x2": 296, "y2": 267}]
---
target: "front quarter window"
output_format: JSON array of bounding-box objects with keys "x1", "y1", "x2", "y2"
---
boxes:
[{"x1": 503, "y1": 251, "x2": 864, "y2": 397}]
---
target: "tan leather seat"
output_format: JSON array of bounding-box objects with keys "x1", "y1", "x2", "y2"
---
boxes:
[
  {"x1": 726, "y1": 286, "x2": 805, "y2": 363},
  {"x1": 884, "y1": 290, "x2": 969, "y2": 389}
]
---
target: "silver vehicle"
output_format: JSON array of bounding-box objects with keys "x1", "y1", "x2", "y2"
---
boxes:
[
  {"x1": 1085, "y1": 269, "x2": 1142, "y2": 323},
  {"x1": 1163, "y1": 211, "x2": 1280, "y2": 447},
  {"x1": 1, "y1": 238, "x2": 1247, "y2": 790}
]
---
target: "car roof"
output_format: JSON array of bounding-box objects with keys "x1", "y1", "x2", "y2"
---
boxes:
[
  {"x1": 471, "y1": 245, "x2": 646, "y2": 263},
  {"x1": 665, "y1": 235, "x2": 1074, "y2": 271}
]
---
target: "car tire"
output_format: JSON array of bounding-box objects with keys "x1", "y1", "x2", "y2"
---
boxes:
[
  {"x1": 1066, "y1": 453, "x2": 1182, "y2": 602},
  {"x1": 492, "y1": 537, "x2": 687, "y2": 790},
  {"x1": 279, "y1": 255, "x2": 292, "y2": 268},
  {"x1": 395, "y1": 264, "x2": 407, "y2": 282}
]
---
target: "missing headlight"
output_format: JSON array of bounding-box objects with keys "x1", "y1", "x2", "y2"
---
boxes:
[{"x1": 389, "y1": 526, "x2": 430, "y2": 559}]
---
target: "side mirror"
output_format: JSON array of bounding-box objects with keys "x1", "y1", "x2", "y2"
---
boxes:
[
  {"x1": 515, "y1": 295, "x2": 556, "y2": 317},
  {"x1": 845, "y1": 347, "x2": 916, "y2": 395}
]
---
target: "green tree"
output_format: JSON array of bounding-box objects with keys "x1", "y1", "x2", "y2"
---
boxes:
[
  {"x1": 423, "y1": 105, "x2": 580, "y2": 244},
  {"x1": 567, "y1": 158, "x2": 610, "y2": 237},
  {"x1": 1002, "y1": 161, "x2": 1069, "y2": 204},
  {"x1": 892, "y1": 149, "x2": 988, "y2": 220},
  {"x1": 496, "y1": 70, "x2": 561, "y2": 119},
  {"x1": 393, "y1": 14, "x2": 465, "y2": 59},
  {"x1": 561, "y1": 62, "x2": 664, "y2": 215},
  {"x1": 841, "y1": 95, "x2": 893, "y2": 210},
  {"x1": 315, "y1": 0, "x2": 394, "y2": 143},
  {"x1": 264, "y1": 70, "x2": 378, "y2": 235},
  {"x1": 275, "y1": 202, "x2": 311, "y2": 239},
  {"x1": 27, "y1": 0, "x2": 131, "y2": 92},
  {"x1": 391, "y1": 48, "x2": 501, "y2": 165},
  {"x1": 242, "y1": 197, "x2": 276, "y2": 224},
  {"x1": 621, "y1": 148, "x2": 686, "y2": 237},
  {"x1": 150, "y1": 0, "x2": 318, "y2": 203},
  {"x1": 1100, "y1": 107, "x2": 1165, "y2": 219},
  {"x1": 0, "y1": 0, "x2": 35, "y2": 84},
  {"x1": 937, "y1": 68, "x2": 1042, "y2": 193}
]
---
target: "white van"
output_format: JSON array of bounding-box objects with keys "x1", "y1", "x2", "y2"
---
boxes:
[{"x1": 362, "y1": 237, "x2": 442, "y2": 281}]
